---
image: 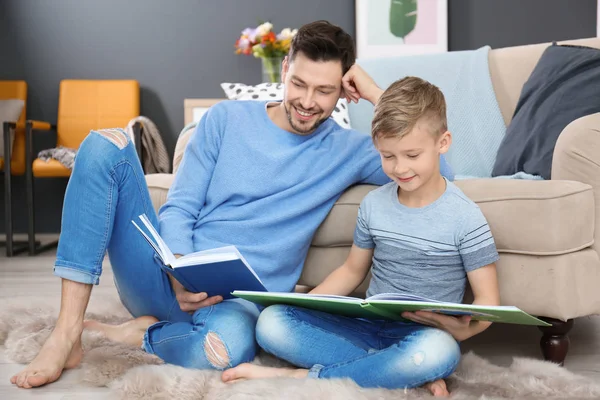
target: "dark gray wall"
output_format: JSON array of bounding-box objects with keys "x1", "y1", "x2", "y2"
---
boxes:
[
  {"x1": 1, "y1": 0, "x2": 597, "y2": 233},
  {"x1": 449, "y1": 0, "x2": 597, "y2": 50},
  {"x1": 0, "y1": 0, "x2": 355, "y2": 234}
]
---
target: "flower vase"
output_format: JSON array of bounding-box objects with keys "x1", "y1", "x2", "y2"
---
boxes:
[{"x1": 261, "y1": 56, "x2": 283, "y2": 83}]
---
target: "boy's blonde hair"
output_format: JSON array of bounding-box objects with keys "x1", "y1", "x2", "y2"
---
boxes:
[{"x1": 371, "y1": 76, "x2": 447, "y2": 141}]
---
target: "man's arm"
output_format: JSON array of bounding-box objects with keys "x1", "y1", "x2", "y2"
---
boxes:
[
  {"x1": 341, "y1": 64, "x2": 384, "y2": 106},
  {"x1": 309, "y1": 245, "x2": 373, "y2": 296},
  {"x1": 160, "y1": 105, "x2": 227, "y2": 308},
  {"x1": 159, "y1": 105, "x2": 225, "y2": 256}
]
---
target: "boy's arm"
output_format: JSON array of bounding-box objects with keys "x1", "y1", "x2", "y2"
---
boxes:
[
  {"x1": 159, "y1": 105, "x2": 224, "y2": 256},
  {"x1": 461, "y1": 263, "x2": 500, "y2": 337},
  {"x1": 402, "y1": 263, "x2": 499, "y2": 342},
  {"x1": 402, "y1": 207, "x2": 499, "y2": 341},
  {"x1": 310, "y1": 199, "x2": 375, "y2": 296},
  {"x1": 309, "y1": 245, "x2": 373, "y2": 296}
]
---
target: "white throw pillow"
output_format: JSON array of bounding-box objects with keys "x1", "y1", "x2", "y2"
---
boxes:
[
  {"x1": 0, "y1": 99, "x2": 25, "y2": 160},
  {"x1": 220, "y1": 82, "x2": 352, "y2": 129}
]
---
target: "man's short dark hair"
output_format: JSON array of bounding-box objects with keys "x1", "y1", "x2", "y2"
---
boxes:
[{"x1": 288, "y1": 20, "x2": 355, "y2": 75}]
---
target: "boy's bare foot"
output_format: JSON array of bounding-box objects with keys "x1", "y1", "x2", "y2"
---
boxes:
[
  {"x1": 10, "y1": 329, "x2": 83, "y2": 389},
  {"x1": 424, "y1": 379, "x2": 450, "y2": 397},
  {"x1": 222, "y1": 363, "x2": 309, "y2": 383},
  {"x1": 223, "y1": 364, "x2": 448, "y2": 396},
  {"x1": 83, "y1": 316, "x2": 158, "y2": 347}
]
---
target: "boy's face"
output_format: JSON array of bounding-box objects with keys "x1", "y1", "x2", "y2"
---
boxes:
[
  {"x1": 375, "y1": 120, "x2": 451, "y2": 193},
  {"x1": 281, "y1": 52, "x2": 343, "y2": 135}
]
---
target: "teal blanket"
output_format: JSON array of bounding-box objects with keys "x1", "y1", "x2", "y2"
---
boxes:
[{"x1": 348, "y1": 46, "x2": 541, "y2": 180}]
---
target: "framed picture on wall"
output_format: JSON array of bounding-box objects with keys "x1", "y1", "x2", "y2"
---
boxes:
[
  {"x1": 356, "y1": 0, "x2": 448, "y2": 59},
  {"x1": 184, "y1": 98, "x2": 224, "y2": 125}
]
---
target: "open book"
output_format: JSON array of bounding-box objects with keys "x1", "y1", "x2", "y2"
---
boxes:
[
  {"x1": 132, "y1": 214, "x2": 267, "y2": 299},
  {"x1": 231, "y1": 291, "x2": 551, "y2": 326}
]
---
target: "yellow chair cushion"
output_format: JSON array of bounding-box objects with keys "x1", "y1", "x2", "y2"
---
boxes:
[
  {"x1": 32, "y1": 158, "x2": 72, "y2": 178},
  {"x1": 57, "y1": 80, "x2": 140, "y2": 149},
  {"x1": 0, "y1": 81, "x2": 27, "y2": 175}
]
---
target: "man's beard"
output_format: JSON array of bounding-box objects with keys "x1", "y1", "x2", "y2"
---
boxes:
[{"x1": 284, "y1": 103, "x2": 329, "y2": 135}]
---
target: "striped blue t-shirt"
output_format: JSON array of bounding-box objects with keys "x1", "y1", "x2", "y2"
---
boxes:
[{"x1": 354, "y1": 179, "x2": 499, "y2": 303}]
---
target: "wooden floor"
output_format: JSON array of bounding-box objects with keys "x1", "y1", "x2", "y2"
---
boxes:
[{"x1": 1, "y1": 243, "x2": 600, "y2": 399}]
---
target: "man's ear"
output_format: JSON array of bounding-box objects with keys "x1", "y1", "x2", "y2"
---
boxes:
[
  {"x1": 438, "y1": 131, "x2": 452, "y2": 154},
  {"x1": 281, "y1": 56, "x2": 289, "y2": 82}
]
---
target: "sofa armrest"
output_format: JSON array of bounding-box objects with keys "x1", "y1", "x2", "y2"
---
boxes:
[
  {"x1": 552, "y1": 112, "x2": 600, "y2": 254},
  {"x1": 145, "y1": 173, "x2": 174, "y2": 214}
]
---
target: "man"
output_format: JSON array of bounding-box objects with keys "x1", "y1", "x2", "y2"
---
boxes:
[{"x1": 11, "y1": 20, "x2": 453, "y2": 390}]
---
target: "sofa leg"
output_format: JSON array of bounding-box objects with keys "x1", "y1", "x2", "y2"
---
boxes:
[{"x1": 537, "y1": 318, "x2": 574, "y2": 366}]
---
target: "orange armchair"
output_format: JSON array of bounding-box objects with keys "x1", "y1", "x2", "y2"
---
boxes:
[
  {"x1": 1, "y1": 80, "x2": 33, "y2": 256},
  {"x1": 26, "y1": 79, "x2": 141, "y2": 255}
]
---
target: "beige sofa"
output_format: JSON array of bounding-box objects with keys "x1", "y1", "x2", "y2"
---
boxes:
[{"x1": 146, "y1": 37, "x2": 600, "y2": 365}]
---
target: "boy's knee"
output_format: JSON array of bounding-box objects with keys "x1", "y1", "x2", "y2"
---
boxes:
[
  {"x1": 95, "y1": 128, "x2": 130, "y2": 149},
  {"x1": 409, "y1": 329, "x2": 460, "y2": 372},
  {"x1": 256, "y1": 305, "x2": 291, "y2": 350}
]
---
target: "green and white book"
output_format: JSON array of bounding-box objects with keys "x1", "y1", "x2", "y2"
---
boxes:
[{"x1": 231, "y1": 291, "x2": 551, "y2": 327}]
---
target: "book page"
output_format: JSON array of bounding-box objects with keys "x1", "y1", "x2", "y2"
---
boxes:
[
  {"x1": 233, "y1": 291, "x2": 363, "y2": 302},
  {"x1": 366, "y1": 292, "x2": 442, "y2": 303},
  {"x1": 173, "y1": 252, "x2": 239, "y2": 268},
  {"x1": 418, "y1": 308, "x2": 500, "y2": 318},
  {"x1": 132, "y1": 220, "x2": 165, "y2": 264},
  {"x1": 138, "y1": 214, "x2": 176, "y2": 265},
  {"x1": 179, "y1": 245, "x2": 240, "y2": 261},
  {"x1": 302, "y1": 294, "x2": 363, "y2": 301}
]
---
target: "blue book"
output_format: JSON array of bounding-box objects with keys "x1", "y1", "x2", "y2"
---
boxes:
[{"x1": 132, "y1": 214, "x2": 267, "y2": 299}]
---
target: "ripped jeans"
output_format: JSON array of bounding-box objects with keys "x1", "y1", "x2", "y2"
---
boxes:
[
  {"x1": 54, "y1": 130, "x2": 259, "y2": 370},
  {"x1": 256, "y1": 305, "x2": 461, "y2": 389}
]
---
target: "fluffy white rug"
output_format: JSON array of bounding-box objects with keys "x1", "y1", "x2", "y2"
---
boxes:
[{"x1": 2, "y1": 298, "x2": 600, "y2": 400}]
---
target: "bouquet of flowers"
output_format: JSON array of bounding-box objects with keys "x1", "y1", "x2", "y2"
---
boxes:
[
  {"x1": 235, "y1": 22, "x2": 297, "y2": 58},
  {"x1": 235, "y1": 22, "x2": 297, "y2": 82}
]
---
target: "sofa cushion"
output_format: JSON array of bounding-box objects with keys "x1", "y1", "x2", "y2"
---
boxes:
[
  {"x1": 312, "y1": 179, "x2": 594, "y2": 256},
  {"x1": 146, "y1": 173, "x2": 175, "y2": 214},
  {"x1": 492, "y1": 43, "x2": 600, "y2": 179}
]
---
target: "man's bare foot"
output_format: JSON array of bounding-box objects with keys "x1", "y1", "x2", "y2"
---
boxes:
[
  {"x1": 10, "y1": 329, "x2": 83, "y2": 389},
  {"x1": 424, "y1": 379, "x2": 450, "y2": 397},
  {"x1": 83, "y1": 316, "x2": 158, "y2": 347},
  {"x1": 222, "y1": 363, "x2": 309, "y2": 383}
]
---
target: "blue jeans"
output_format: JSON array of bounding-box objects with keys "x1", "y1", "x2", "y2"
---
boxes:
[
  {"x1": 256, "y1": 305, "x2": 461, "y2": 389},
  {"x1": 53, "y1": 130, "x2": 259, "y2": 370}
]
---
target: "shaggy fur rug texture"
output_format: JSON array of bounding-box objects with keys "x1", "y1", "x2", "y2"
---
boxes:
[{"x1": 2, "y1": 298, "x2": 600, "y2": 400}]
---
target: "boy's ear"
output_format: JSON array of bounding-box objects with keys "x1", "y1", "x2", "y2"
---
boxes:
[{"x1": 438, "y1": 131, "x2": 452, "y2": 154}]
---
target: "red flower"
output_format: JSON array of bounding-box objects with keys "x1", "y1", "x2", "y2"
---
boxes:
[{"x1": 261, "y1": 31, "x2": 276, "y2": 44}]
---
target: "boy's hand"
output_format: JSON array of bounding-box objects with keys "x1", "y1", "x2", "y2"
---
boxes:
[
  {"x1": 341, "y1": 64, "x2": 384, "y2": 105},
  {"x1": 401, "y1": 311, "x2": 475, "y2": 342}
]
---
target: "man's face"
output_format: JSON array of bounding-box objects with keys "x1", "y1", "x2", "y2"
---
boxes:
[{"x1": 281, "y1": 52, "x2": 343, "y2": 135}]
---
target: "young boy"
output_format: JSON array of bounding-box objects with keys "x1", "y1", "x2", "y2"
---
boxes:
[{"x1": 222, "y1": 77, "x2": 500, "y2": 397}]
